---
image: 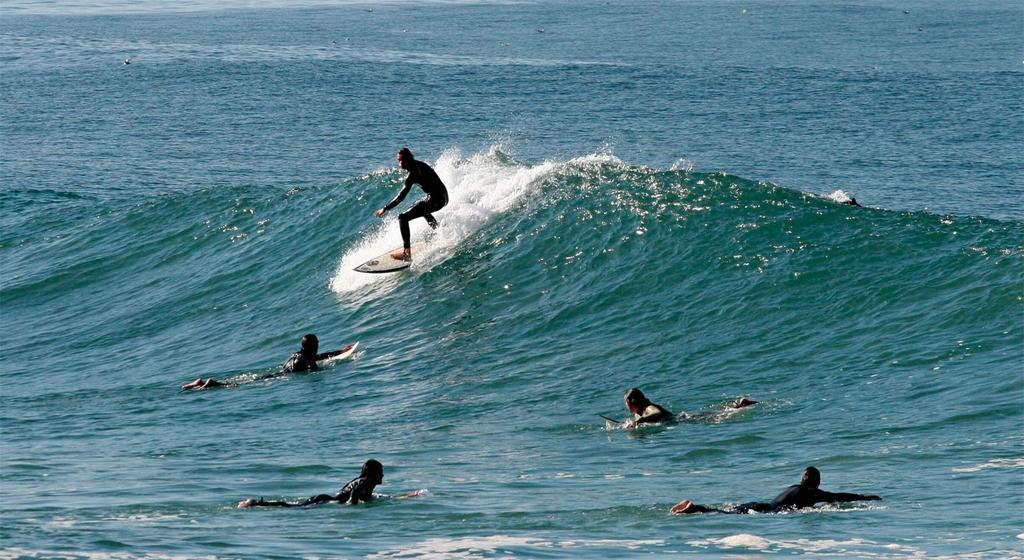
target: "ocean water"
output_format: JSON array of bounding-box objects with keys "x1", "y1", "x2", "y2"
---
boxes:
[{"x1": 1, "y1": 0, "x2": 1022, "y2": 558}]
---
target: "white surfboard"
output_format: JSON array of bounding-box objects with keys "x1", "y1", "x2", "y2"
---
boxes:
[
  {"x1": 353, "y1": 244, "x2": 423, "y2": 274},
  {"x1": 318, "y1": 341, "x2": 359, "y2": 365}
]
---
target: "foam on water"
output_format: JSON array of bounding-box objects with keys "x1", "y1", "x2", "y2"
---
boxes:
[
  {"x1": 330, "y1": 148, "x2": 608, "y2": 299},
  {"x1": 951, "y1": 457, "x2": 1024, "y2": 473},
  {"x1": 688, "y1": 534, "x2": 921, "y2": 555},
  {"x1": 366, "y1": 535, "x2": 666, "y2": 559}
]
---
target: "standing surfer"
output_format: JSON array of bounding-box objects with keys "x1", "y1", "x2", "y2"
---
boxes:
[{"x1": 374, "y1": 148, "x2": 449, "y2": 262}]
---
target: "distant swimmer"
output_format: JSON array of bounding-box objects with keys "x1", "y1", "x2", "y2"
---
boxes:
[
  {"x1": 373, "y1": 148, "x2": 449, "y2": 262},
  {"x1": 844, "y1": 197, "x2": 862, "y2": 207},
  {"x1": 123, "y1": 58, "x2": 131, "y2": 65},
  {"x1": 238, "y1": 459, "x2": 383, "y2": 508},
  {"x1": 669, "y1": 466, "x2": 881, "y2": 514},
  {"x1": 621, "y1": 388, "x2": 757, "y2": 428},
  {"x1": 181, "y1": 334, "x2": 354, "y2": 390}
]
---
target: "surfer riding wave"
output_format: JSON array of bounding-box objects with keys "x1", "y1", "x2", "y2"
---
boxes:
[{"x1": 374, "y1": 148, "x2": 449, "y2": 262}]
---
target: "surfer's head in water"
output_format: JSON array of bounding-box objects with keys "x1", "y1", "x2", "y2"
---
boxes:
[
  {"x1": 300, "y1": 333, "x2": 319, "y2": 356},
  {"x1": 801, "y1": 466, "x2": 821, "y2": 488},
  {"x1": 362, "y1": 459, "x2": 384, "y2": 484},
  {"x1": 624, "y1": 388, "x2": 651, "y2": 414}
]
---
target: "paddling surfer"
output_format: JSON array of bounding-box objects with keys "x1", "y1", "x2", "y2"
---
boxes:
[
  {"x1": 374, "y1": 148, "x2": 449, "y2": 262},
  {"x1": 624, "y1": 388, "x2": 674, "y2": 426},
  {"x1": 622, "y1": 388, "x2": 757, "y2": 427},
  {"x1": 670, "y1": 466, "x2": 881, "y2": 514},
  {"x1": 238, "y1": 459, "x2": 384, "y2": 508},
  {"x1": 181, "y1": 334, "x2": 353, "y2": 390}
]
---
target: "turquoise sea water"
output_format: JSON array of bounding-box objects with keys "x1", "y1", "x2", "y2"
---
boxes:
[{"x1": 2, "y1": 1, "x2": 1022, "y2": 558}]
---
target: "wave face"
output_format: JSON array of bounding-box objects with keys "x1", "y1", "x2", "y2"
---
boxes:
[{"x1": 3, "y1": 147, "x2": 1022, "y2": 558}]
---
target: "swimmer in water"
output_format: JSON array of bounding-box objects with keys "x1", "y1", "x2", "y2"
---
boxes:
[
  {"x1": 181, "y1": 334, "x2": 353, "y2": 390},
  {"x1": 238, "y1": 459, "x2": 383, "y2": 508},
  {"x1": 670, "y1": 466, "x2": 881, "y2": 514},
  {"x1": 622, "y1": 388, "x2": 757, "y2": 427},
  {"x1": 373, "y1": 148, "x2": 449, "y2": 262}
]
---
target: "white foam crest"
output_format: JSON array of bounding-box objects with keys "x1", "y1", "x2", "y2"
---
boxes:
[
  {"x1": 670, "y1": 158, "x2": 695, "y2": 172},
  {"x1": 3, "y1": 34, "x2": 622, "y2": 69},
  {"x1": 827, "y1": 189, "x2": 856, "y2": 204},
  {"x1": 366, "y1": 535, "x2": 664, "y2": 559},
  {"x1": 329, "y1": 147, "x2": 562, "y2": 301},
  {"x1": 952, "y1": 457, "x2": 1024, "y2": 473},
  {"x1": 688, "y1": 534, "x2": 921, "y2": 555}
]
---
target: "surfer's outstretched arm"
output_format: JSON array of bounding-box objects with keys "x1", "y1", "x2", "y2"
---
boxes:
[
  {"x1": 376, "y1": 180, "x2": 413, "y2": 217},
  {"x1": 315, "y1": 343, "x2": 355, "y2": 361},
  {"x1": 238, "y1": 498, "x2": 296, "y2": 508},
  {"x1": 238, "y1": 494, "x2": 338, "y2": 508},
  {"x1": 670, "y1": 499, "x2": 728, "y2": 514},
  {"x1": 814, "y1": 490, "x2": 881, "y2": 504},
  {"x1": 181, "y1": 378, "x2": 224, "y2": 390}
]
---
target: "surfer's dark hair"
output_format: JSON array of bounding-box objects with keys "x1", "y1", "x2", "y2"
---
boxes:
[
  {"x1": 802, "y1": 466, "x2": 821, "y2": 487},
  {"x1": 300, "y1": 333, "x2": 319, "y2": 353},
  {"x1": 624, "y1": 388, "x2": 649, "y2": 407},
  {"x1": 397, "y1": 147, "x2": 413, "y2": 160},
  {"x1": 362, "y1": 459, "x2": 384, "y2": 483}
]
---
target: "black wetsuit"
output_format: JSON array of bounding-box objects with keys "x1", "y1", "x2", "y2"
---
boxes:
[
  {"x1": 690, "y1": 483, "x2": 880, "y2": 514},
  {"x1": 384, "y1": 159, "x2": 449, "y2": 250},
  {"x1": 250, "y1": 475, "x2": 379, "y2": 508},
  {"x1": 257, "y1": 349, "x2": 344, "y2": 381}
]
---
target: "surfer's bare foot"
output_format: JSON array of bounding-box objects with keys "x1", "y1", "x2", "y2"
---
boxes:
[
  {"x1": 182, "y1": 378, "x2": 202, "y2": 390},
  {"x1": 391, "y1": 249, "x2": 412, "y2": 261},
  {"x1": 237, "y1": 498, "x2": 258, "y2": 508},
  {"x1": 670, "y1": 499, "x2": 698, "y2": 514}
]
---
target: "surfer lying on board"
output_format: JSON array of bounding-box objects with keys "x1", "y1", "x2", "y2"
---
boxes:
[
  {"x1": 238, "y1": 459, "x2": 384, "y2": 508},
  {"x1": 669, "y1": 466, "x2": 881, "y2": 514},
  {"x1": 181, "y1": 334, "x2": 353, "y2": 390},
  {"x1": 621, "y1": 388, "x2": 757, "y2": 427},
  {"x1": 373, "y1": 147, "x2": 449, "y2": 262}
]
